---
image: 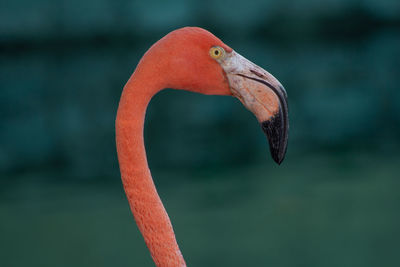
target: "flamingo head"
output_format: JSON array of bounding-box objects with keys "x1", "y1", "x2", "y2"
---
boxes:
[{"x1": 151, "y1": 27, "x2": 289, "y2": 164}]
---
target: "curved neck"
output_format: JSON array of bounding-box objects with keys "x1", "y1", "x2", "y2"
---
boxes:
[{"x1": 115, "y1": 75, "x2": 186, "y2": 267}]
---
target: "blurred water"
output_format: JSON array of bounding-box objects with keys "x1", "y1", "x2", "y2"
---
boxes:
[{"x1": 1, "y1": 152, "x2": 399, "y2": 267}]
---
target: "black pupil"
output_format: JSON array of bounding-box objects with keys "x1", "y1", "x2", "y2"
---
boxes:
[{"x1": 214, "y1": 50, "x2": 219, "y2": 55}]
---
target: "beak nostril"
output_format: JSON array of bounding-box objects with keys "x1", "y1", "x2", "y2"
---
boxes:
[{"x1": 250, "y1": 69, "x2": 266, "y2": 79}]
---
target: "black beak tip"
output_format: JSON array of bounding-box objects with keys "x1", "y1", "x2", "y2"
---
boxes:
[
  {"x1": 273, "y1": 152, "x2": 285, "y2": 165},
  {"x1": 261, "y1": 113, "x2": 288, "y2": 165},
  {"x1": 270, "y1": 145, "x2": 286, "y2": 165}
]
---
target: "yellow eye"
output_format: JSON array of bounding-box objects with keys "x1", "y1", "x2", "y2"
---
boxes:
[{"x1": 209, "y1": 46, "x2": 225, "y2": 59}]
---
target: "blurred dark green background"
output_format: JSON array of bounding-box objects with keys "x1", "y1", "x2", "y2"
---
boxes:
[{"x1": 1, "y1": 0, "x2": 400, "y2": 266}]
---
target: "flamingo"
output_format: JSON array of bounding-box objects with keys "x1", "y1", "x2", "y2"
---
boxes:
[{"x1": 115, "y1": 27, "x2": 289, "y2": 267}]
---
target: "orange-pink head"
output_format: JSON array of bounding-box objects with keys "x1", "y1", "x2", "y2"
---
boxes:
[{"x1": 133, "y1": 27, "x2": 289, "y2": 162}]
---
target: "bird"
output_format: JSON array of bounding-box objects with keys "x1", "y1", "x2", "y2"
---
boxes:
[{"x1": 115, "y1": 27, "x2": 289, "y2": 267}]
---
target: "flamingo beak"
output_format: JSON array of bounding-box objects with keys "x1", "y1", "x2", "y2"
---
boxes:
[{"x1": 218, "y1": 51, "x2": 289, "y2": 164}]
